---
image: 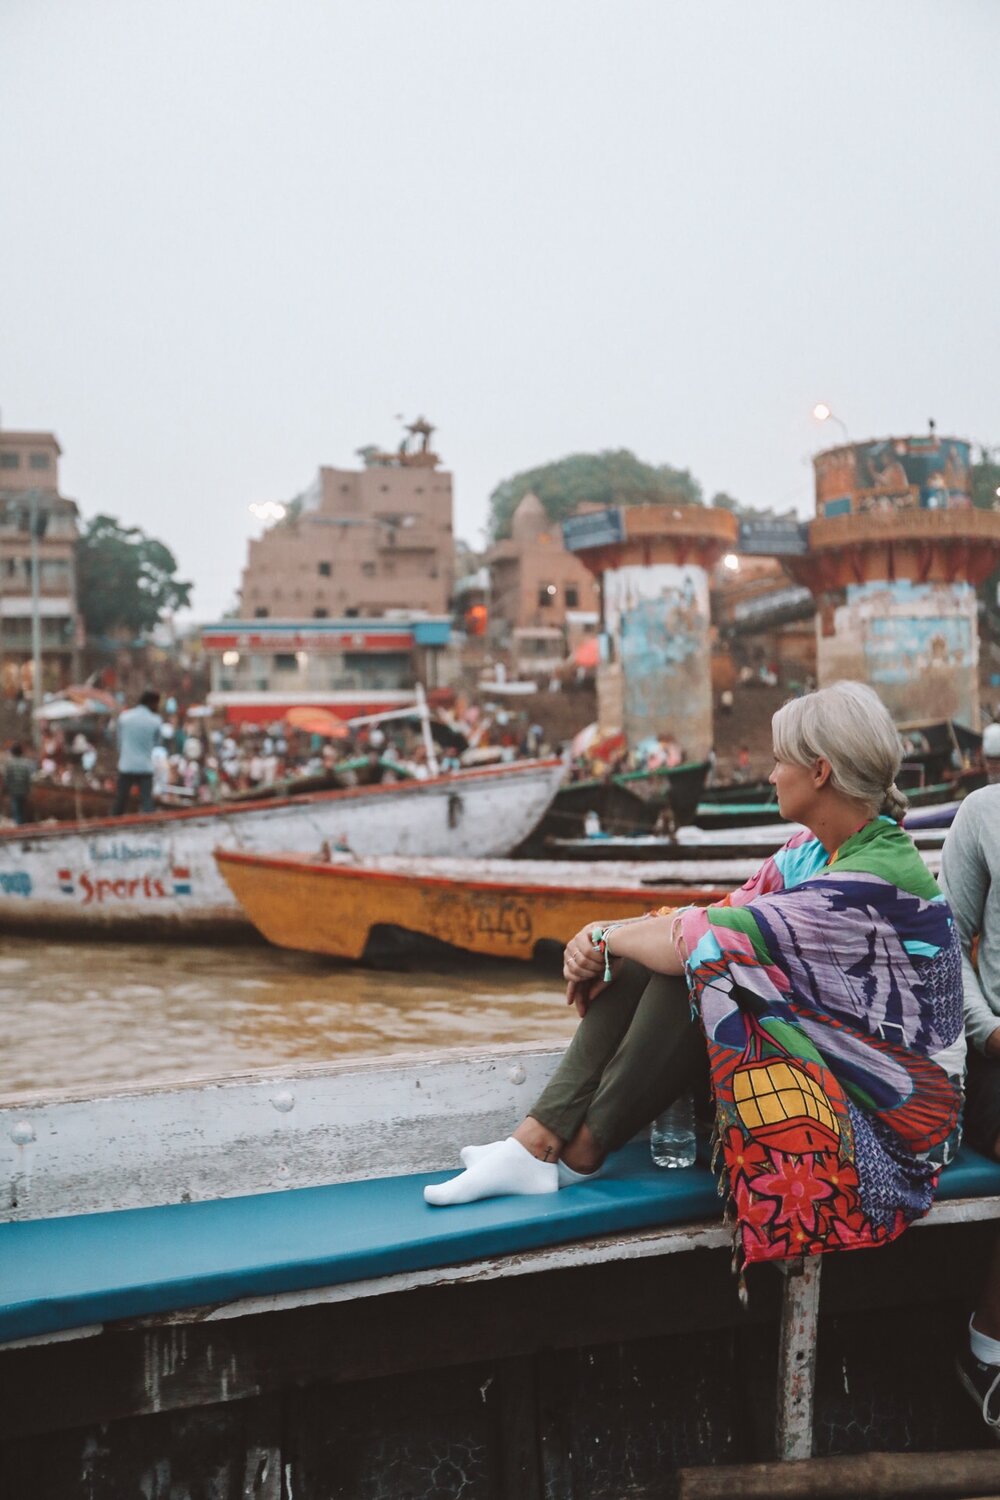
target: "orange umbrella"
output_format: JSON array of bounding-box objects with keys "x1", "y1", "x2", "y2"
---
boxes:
[{"x1": 285, "y1": 706, "x2": 350, "y2": 738}]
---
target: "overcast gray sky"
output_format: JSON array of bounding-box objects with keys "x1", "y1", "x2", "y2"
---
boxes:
[{"x1": 2, "y1": 1, "x2": 997, "y2": 622}]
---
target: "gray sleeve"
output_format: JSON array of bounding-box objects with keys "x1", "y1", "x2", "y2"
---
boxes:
[{"x1": 940, "y1": 800, "x2": 999, "y2": 1054}]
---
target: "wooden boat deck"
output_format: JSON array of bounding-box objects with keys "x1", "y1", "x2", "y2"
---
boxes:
[{"x1": 2, "y1": 1049, "x2": 999, "y2": 1490}]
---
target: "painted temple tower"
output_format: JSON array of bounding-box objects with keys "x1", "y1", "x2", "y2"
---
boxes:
[
  {"x1": 784, "y1": 436, "x2": 1000, "y2": 729},
  {"x1": 562, "y1": 504, "x2": 738, "y2": 759}
]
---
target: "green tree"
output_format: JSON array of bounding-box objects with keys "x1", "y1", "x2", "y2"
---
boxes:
[
  {"x1": 710, "y1": 491, "x2": 742, "y2": 513},
  {"x1": 487, "y1": 449, "x2": 703, "y2": 539},
  {"x1": 77, "y1": 515, "x2": 192, "y2": 639},
  {"x1": 709, "y1": 490, "x2": 798, "y2": 522}
]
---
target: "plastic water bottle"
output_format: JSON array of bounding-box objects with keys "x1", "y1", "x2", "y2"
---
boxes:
[{"x1": 650, "y1": 1093, "x2": 697, "y2": 1168}]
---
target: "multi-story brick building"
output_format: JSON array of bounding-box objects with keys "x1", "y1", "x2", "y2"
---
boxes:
[
  {"x1": 0, "y1": 429, "x2": 80, "y2": 696},
  {"x1": 205, "y1": 424, "x2": 456, "y2": 724},
  {"x1": 238, "y1": 424, "x2": 454, "y2": 621}
]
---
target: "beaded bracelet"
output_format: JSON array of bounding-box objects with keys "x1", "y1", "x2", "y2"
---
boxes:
[{"x1": 589, "y1": 925, "x2": 612, "y2": 982}]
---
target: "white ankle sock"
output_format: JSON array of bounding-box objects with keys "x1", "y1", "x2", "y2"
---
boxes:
[
  {"x1": 460, "y1": 1139, "x2": 505, "y2": 1167},
  {"x1": 460, "y1": 1144, "x2": 602, "y2": 1189},
  {"x1": 557, "y1": 1159, "x2": 603, "y2": 1189},
  {"x1": 424, "y1": 1137, "x2": 558, "y2": 1206},
  {"x1": 970, "y1": 1317, "x2": 1000, "y2": 1365}
]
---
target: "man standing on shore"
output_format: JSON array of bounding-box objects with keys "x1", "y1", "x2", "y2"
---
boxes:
[
  {"x1": 112, "y1": 689, "x2": 162, "y2": 816},
  {"x1": 3, "y1": 742, "x2": 35, "y2": 824}
]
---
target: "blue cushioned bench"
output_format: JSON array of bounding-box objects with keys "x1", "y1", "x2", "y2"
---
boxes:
[{"x1": 3, "y1": 1143, "x2": 1000, "y2": 1347}]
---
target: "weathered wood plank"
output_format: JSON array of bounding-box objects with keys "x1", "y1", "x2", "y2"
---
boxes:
[
  {"x1": 8, "y1": 1043, "x2": 997, "y2": 1232},
  {"x1": 0, "y1": 1393, "x2": 282, "y2": 1499},
  {"x1": 774, "y1": 1258, "x2": 821, "y2": 1461},
  {"x1": 493, "y1": 1356, "x2": 543, "y2": 1500},
  {"x1": 0, "y1": 1245, "x2": 753, "y2": 1439},
  {"x1": 678, "y1": 1448, "x2": 1000, "y2": 1498},
  {"x1": 0, "y1": 1265, "x2": 991, "y2": 1495},
  {"x1": 0, "y1": 1044, "x2": 564, "y2": 1220},
  {"x1": 285, "y1": 1364, "x2": 496, "y2": 1500},
  {"x1": 110, "y1": 1217, "x2": 733, "y2": 1337}
]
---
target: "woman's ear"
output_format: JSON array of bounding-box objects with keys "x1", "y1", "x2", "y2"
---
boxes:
[{"x1": 813, "y1": 757, "x2": 833, "y2": 789}]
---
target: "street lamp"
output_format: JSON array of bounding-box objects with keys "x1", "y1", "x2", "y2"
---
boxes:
[
  {"x1": 248, "y1": 501, "x2": 287, "y2": 524},
  {"x1": 812, "y1": 404, "x2": 850, "y2": 444}
]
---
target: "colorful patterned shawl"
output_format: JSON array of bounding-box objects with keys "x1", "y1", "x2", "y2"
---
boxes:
[{"x1": 677, "y1": 818, "x2": 965, "y2": 1266}]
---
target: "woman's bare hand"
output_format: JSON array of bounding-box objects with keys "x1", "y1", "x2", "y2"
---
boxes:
[
  {"x1": 566, "y1": 978, "x2": 590, "y2": 1018},
  {"x1": 566, "y1": 978, "x2": 611, "y2": 1018},
  {"x1": 563, "y1": 925, "x2": 630, "y2": 1017}
]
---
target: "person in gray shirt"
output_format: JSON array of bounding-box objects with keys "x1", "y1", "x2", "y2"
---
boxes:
[
  {"x1": 941, "y1": 723, "x2": 1000, "y2": 1430},
  {"x1": 112, "y1": 689, "x2": 162, "y2": 816}
]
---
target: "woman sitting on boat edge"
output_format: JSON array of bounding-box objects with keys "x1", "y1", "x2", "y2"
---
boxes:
[{"x1": 425, "y1": 681, "x2": 966, "y2": 1269}]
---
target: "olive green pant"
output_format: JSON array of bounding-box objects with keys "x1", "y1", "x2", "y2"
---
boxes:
[{"x1": 529, "y1": 959, "x2": 709, "y2": 1154}]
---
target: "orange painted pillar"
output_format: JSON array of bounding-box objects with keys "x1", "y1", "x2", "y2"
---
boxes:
[{"x1": 563, "y1": 505, "x2": 738, "y2": 759}]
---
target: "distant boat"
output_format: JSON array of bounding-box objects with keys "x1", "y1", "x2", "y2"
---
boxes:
[
  {"x1": 0, "y1": 759, "x2": 564, "y2": 936},
  {"x1": 520, "y1": 759, "x2": 710, "y2": 852},
  {"x1": 700, "y1": 778, "x2": 774, "y2": 806},
  {"x1": 693, "y1": 779, "x2": 976, "y2": 832},
  {"x1": 691, "y1": 798, "x2": 783, "y2": 831},
  {"x1": 546, "y1": 816, "x2": 949, "y2": 866},
  {"x1": 214, "y1": 849, "x2": 732, "y2": 964},
  {"x1": 21, "y1": 756, "x2": 416, "y2": 824},
  {"x1": 27, "y1": 780, "x2": 117, "y2": 821}
]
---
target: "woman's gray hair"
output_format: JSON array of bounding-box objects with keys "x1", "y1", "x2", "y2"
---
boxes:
[{"x1": 771, "y1": 680, "x2": 909, "y2": 821}]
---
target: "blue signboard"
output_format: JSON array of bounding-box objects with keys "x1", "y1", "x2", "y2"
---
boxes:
[
  {"x1": 737, "y1": 517, "x2": 809, "y2": 556},
  {"x1": 561, "y1": 508, "x2": 626, "y2": 553}
]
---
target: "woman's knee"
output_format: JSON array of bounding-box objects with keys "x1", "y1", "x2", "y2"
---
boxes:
[{"x1": 638, "y1": 969, "x2": 691, "y2": 1007}]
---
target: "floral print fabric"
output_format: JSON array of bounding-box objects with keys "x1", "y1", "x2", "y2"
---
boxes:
[{"x1": 679, "y1": 819, "x2": 964, "y2": 1266}]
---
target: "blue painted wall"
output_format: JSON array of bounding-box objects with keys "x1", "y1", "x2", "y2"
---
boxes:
[
  {"x1": 602, "y1": 564, "x2": 712, "y2": 756},
  {"x1": 818, "y1": 580, "x2": 978, "y2": 728}
]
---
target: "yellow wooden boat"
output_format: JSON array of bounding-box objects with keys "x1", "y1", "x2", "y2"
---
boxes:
[{"x1": 214, "y1": 849, "x2": 734, "y2": 963}]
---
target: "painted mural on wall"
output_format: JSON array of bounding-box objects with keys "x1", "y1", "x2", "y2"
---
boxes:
[
  {"x1": 814, "y1": 437, "x2": 972, "y2": 519},
  {"x1": 816, "y1": 579, "x2": 978, "y2": 728},
  {"x1": 601, "y1": 564, "x2": 711, "y2": 755}
]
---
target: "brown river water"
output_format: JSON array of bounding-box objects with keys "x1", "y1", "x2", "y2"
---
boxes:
[{"x1": 1, "y1": 935, "x2": 577, "y2": 1100}]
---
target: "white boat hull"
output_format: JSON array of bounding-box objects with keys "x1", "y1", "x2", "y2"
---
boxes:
[{"x1": 0, "y1": 760, "x2": 563, "y2": 934}]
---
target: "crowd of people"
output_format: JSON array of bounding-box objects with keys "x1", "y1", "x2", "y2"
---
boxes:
[{"x1": 1, "y1": 691, "x2": 556, "y2": 822}]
